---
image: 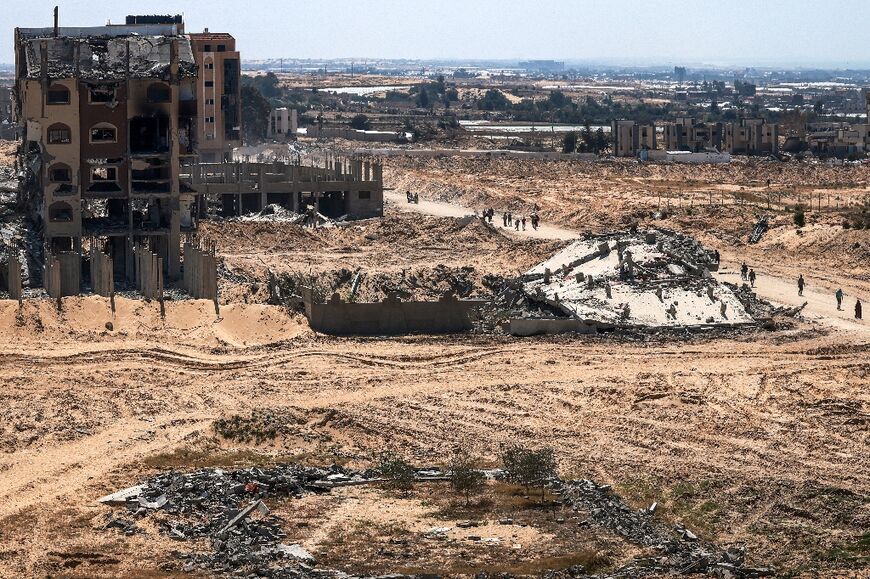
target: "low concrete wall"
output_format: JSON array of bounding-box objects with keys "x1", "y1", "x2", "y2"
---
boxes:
[
  {"x1": 509, "y1": 318, "x2": 601, "y2": 336},
  {"x1": 303, "y1": 289, "x2": 485, "y2": 335}
]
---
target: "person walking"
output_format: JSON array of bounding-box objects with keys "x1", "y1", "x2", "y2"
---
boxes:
[
  {"x1": 515, "y1": 218, "x2": 520, "y2": 231},
  {"x1": 798, "y1": 274, "x2": 805, "y2": 297},
  {"x1": 521, "y1": 216, "x2": 526, "y2": 231},
  {"x1": 749, "y1": 269, "x2": 756, "y2": 288},
  {"x1": 741, "y1": 262, "x2": 748, "y2": 280},
  {"x1": 836, "y1": 288, "x2": 844, "y2": 310},
  {"x1": 856, "y1": 298, "x2": 863, "y2": 320},
  {"x1": 502, "y1": 212, "x2": 507, "y2": 227}
]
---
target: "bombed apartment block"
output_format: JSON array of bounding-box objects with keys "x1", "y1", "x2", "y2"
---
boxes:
[{"x1": 13, "y1": 14, "x2": 201, "y2": 281}]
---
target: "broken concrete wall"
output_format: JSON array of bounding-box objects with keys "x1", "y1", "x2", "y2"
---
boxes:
[
  {"x1": 89, "y1": 247, "x2": 113, "y2": 297},
  {"x1": 302, "y1": 289, "x2": 485, "y2": 335},
  {"x1": 508, "y1": 318, "x2": 600, "y2": 336},
  {"x1": 44, "y1": 251, "x2": 80, "y2": 297},
  {"x1": 183, "y1": 241, "x2": 218, "y2": 301}
]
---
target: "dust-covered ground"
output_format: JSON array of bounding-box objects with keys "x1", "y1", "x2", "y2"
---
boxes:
[{"x1": 0, "y1": 154, "x2": 868, "y2": 578}]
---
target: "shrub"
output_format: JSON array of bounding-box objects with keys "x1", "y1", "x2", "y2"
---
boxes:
[
  {"x1": 794, "y1": 207, "x2": 805, "y2": 228},
  {"x1": 449, "y1": 448, "x2": 486, "y2": 506},
  {"x1": 350, "y1": 114, "x2": 371, "y2": 131},
  {"x1": 501, "y1": 444, "x2": 557, "y2": 503},
  {"x1": 378, "y1": 451, "x2": 415, "y2": 491}
]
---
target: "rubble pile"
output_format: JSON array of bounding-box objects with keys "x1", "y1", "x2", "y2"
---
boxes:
[
  {"x1": 101, "y1": 462, "x2": 775, "y2": 578},
  {"x1": 520, "y1": 229, "x2": 756, "y2": 329},
  {"x1": 101, "y1": 464, "x2": 379, "y2": 577},
  {"x1": 235, "y1": 204, "x2": 335, "y2": 227},
  {"x1": 557, "y1": 480, "x2": 774, "y2": 578}
]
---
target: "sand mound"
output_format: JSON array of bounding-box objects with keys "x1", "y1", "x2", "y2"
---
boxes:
[{"x1": 0, "y1": 297, "x2": 309, "y2": 348}]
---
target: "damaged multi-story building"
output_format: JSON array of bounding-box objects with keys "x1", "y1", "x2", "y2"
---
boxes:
[
  {"x1": 12, "y1": 12, "x2": 384, "y2": 294},
  {"x1": 13, "y1": 14, "x2": 199, "y2": 279}
]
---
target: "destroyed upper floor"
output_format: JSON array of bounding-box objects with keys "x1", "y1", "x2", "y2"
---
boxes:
[{"x1": 15, "y1": 25, "x2": 197, "y2": 82}]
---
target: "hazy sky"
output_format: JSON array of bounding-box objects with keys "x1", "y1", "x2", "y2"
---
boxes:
[{"x1": 3, "y1": 0, "x2": 870, "y2": 67}]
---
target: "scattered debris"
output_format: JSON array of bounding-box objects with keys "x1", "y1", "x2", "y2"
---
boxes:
[{"x1": 749, "y1": 216, "x2": 770, "y2": 244}]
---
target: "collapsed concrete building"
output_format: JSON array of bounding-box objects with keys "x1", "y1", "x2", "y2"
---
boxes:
[{"x1": 513, "y1": 230, "x2": 754, "y2": 334}]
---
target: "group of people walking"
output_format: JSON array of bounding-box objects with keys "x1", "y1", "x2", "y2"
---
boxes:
[
  {"x1": 745, "y1": 266, "x2": 862, "y2": 320},
  {"x1": 479, "y1": 209, "x2": 540, "y2": 231},
  {"x1": 832, "y1": 286, "x2": 862, "y2": 319}
]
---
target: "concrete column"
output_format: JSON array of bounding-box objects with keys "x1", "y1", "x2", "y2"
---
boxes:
[
  {"x1": 259, "y1": 165, "x2": 267, "y2": 210},
  {"x1": 167, "y1": 40, "x2": 182, "y2": 279}
]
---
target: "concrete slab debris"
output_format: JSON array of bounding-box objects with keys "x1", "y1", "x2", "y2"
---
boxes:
[
  {"x1": 97, "y1": 484, "x2": 145, "y2": 505},
  {"x1": 518, "y1": 229, "x2": 755, "y2": 330}
]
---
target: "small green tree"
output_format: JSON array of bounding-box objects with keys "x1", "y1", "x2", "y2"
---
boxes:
[
  {"x1": 379, "y1": 451, "x2": 415, "y2": 492},
  {"x1": 350, "y1": 114, "x2": 371, "y2": 131},
  {"x1": 794, "y1": 206, "x2": 806, "y2": 228},
  {"x1": 501, "y1": 445, "x2": 557, "y2": 503},
  {"x1": 449, "y1": 448, "x2": 486, "y2": 506},
  {"x1": 562, "y1": 131, "x2": 578, "y2": 154}
]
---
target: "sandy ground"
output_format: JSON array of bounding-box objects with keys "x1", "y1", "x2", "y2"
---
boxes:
[{"x1": 0, "y1": 155, "x2": 868, "y2": 577}]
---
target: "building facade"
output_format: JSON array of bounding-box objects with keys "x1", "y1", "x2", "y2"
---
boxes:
[
  {"x1": 663, "y1": 118, "x2": 723, "y2": 152},
  {"x1": 611, "y1": 120, "x2": 656, "y2": 157},
  {"x1": 189, "y1": 32, "x2": 241, "y2": 162},
  {"x1": 268, "y1": 107, "x2": 298, "y2": 139},
  {"x1": 723, "y1": 118, "x2": 778, "y2": 155},
  {"x1": 14, "y1": 17, "x2": 200, "y2": 279}
]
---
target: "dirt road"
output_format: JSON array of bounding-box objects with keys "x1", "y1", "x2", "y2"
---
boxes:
[
  {"x1": 384, "y1": 191, "x2": 578, "y2": 240},
  {"x1": 718, "y1": 264, "x2": 867, "y2": 333}
]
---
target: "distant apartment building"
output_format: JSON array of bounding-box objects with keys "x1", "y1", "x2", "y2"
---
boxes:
[
  {"x1": 267, "y1": 108, "x2": 298, "y2": 139},
  {"x1": 611, "y1": 120, "x2": 656, "y2": 157},
  {"x1": 14, "y1": 15, "x2": 201, "y2": 278},
  {"x1": 189, "y1": 31, "x2": 242, "y2": 162},
  {"x1": 663, "y1": 118, "x2": 723, "y2": 152},
  {"x1": 723, "y1": 119, "x2": 779, "y2": 155},
  {"x1": 806, "y1": 122, "x2": 870, "y2": 158}
]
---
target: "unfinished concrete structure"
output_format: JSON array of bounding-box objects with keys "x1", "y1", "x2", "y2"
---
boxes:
[
  {"x1": 183, "y1": 157, "x2": 384, "y2": 219},
  {"x1": 189, "y1": 31, "x2": 241, "y2": 162},
  {"x1": 611, "y1": 120, "x2": 656, "y2": 157},
  {"x1": 663, "y1": 118, "x2": 723, "y2": 152},
  {"x1": 518, "y1": 230, "x2": 753, "y2": 331},
  {"x1": 14, "y1": 14, "x2": 200, "y2": 281},
  {"x1": 723, "y1": 118, "x2": 779, "y2": 155},
  {"x1": 267, "y1": 108, "x2": 298, "y2": 139}
]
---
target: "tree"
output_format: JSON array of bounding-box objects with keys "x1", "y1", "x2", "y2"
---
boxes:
[
  {"x1": 379, "y1": 451, "x2": 415, "y2": 492},
  {"x1": 416, "y1": 87, "x2": 430, "y2": 109},
  {"x1": 479, "y1": 89, "x2": 511, "y2": 111},
  {"x1": 814, "y1": 100, "x2": 825, "y2": 115},
  {"x1": 593, "y1": 128, "x2": 609, "y2": 155},
  {"x1": 240, "y1": 85, "x2": 271, "y2": 143},
  {"x1": 449, "y1": 448, "x2": 485, "y2": 506},
  {"x1": 794, "y1": 206, "x2": 806, "y2": 228},
  {"x1": 548, "y1": 90, "x2": 571, "y2": 109},
  {"x1": 562, "y1": 131, "x2": 578, "y2": 154},
  {"x1": 500, "y1": 445, "x2": 557, "y2": 503},
  {"x1": 350, "y1": 114, "x2": 371, "y2": 131}
]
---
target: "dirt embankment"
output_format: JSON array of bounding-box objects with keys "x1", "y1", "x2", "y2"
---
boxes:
[{"x1": 201, "y1": 213, "x2": 565, "y2": 303}]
